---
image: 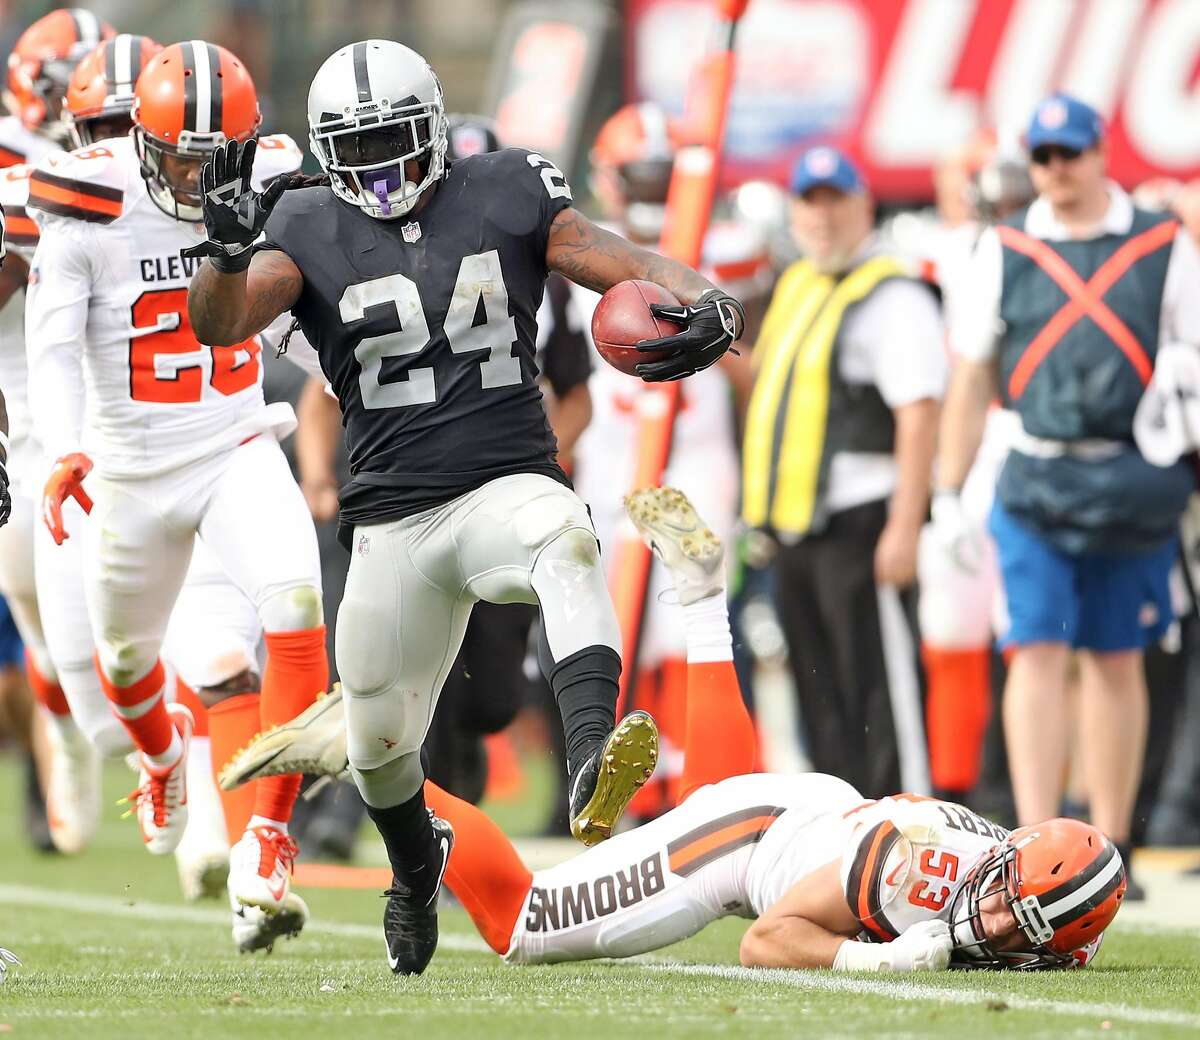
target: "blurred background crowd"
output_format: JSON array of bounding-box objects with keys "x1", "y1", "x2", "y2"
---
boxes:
[{"x1": 2, "y1": 0, "x2": 1199, "y2": 891}]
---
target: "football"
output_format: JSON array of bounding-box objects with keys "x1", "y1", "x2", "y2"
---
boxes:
[{"x1": 591, "y1": 279, "x2": 683, "y2": 376}]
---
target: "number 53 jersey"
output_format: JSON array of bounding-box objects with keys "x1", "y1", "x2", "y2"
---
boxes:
[
  {"x1": 25, "y1": 134, "x2": 304, "y2": 478},
  {"x1": 256, "y1": 147, "x2": 575, "y2": 528}
]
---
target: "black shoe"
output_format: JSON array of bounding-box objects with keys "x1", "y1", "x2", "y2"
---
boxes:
[
  {"x1": 568, "y1": 712, "x2": 659, "y2": 847},
  {"x1": 1116, "y1": 843, "x2": 1146, "y2": 902},
  {"x1": 382, "y1": 814, "x2": 453, "y2": 975},
  {"x1": 24, "y1": 753, "x2": 57, "y2": 854}
]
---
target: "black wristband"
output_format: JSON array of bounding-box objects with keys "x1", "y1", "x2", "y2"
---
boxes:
[{"x1": 209, "y1": 248, "x2": 254, "y2": 275}]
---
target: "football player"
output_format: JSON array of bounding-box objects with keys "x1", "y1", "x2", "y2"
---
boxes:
[
  {"x1": 25, "y1": 42, "x2": 328, "y2": 930},
  {"x1": 185, "y1": 40, "x2": 743, "y2": 974},
  {"x1": 227, "y1": 487, "x2": 1127, "y2": 973}
]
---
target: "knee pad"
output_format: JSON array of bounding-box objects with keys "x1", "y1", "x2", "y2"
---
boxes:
[
  {"x1": 259, "y1": 584, "x2": 323, "y2": 633},
  {"x1": 532, "y1": 529, "x2": 620, "y2": 663},
  {"x1": 351, "y1": 750, "x2": 425, "y2": 809}
]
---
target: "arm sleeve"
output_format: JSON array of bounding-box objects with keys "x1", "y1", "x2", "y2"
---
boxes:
[
  {"x1": 947, "y1": 228, "x2": 1004, "y2": 362},
  {"x1": 538, "y1": 275, "x2": 592, "y2": 396},
  {"x1": 26, "y1": 221, "x2": 95, "y2": 460},
  {"x1": 862, "y1": 280, "x2": 948, "y2": 407},
  {"x1": 1159, "y1": 226, "x2": 1200, "y2": 348}
]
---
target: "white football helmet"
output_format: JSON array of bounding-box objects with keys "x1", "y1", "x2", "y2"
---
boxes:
[{"x1": 307, "y1": 40, "x2": 447, "y2": 220}]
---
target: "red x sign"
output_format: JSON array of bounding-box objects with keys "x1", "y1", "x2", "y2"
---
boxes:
[{"x1": 997, "y1": 220, "x2": 1179, "y2": 401}]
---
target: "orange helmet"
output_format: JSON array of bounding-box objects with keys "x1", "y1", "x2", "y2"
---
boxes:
[
  {"x1": 131, "y1": 40, "x2": 262, "y2": 222},
  {"x1": 66, "y1": 35, "x2": 163, "y2": 149},
  {"x1": 949, "y1": 819, "x2": 1126, "y2": 969},
  {"x1": 6, "y1": 9, "x2": 116, "y2": 141},
  {"x1": 590, "y1": 102, "x2": 680, "y2": 240}
]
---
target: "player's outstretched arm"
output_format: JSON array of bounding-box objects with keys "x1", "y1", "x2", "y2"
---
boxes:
[
  {"x1": 190, "y1": 249, "x2": 302, "y2": 346},
  {"x1": 185, "y1": 138, "x2": 302, "y2": 346}
]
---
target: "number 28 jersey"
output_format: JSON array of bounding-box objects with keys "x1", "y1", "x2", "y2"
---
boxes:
[
  {"x1": 256, "y1": 147, "x2": 575, "y2": 527},
  {"x1": 25, "y1": 134, "x2": 303, "y2": 477}
]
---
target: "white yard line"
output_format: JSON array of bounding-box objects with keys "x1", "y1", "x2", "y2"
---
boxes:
[{"x1": 1, "y1": 883, "x2": 1197, "y2": 1030}]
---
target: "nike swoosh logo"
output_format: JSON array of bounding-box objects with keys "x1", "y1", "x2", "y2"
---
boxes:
[
  {"x1": 267, "y1": 876, "x2": 287, "y2": 903},
  {"x1": 426, "y1": 836, "x2": 451, "y2": 907},
  {"x1": 884, "y1": 861, "x2": 906, "y2": 887},
  {"x1": 386, "y1": 944, "x2": 400, "y2": 971}
]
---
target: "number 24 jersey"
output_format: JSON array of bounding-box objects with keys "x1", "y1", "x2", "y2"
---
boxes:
[{"x1": 256, "y1": 147, "x2": 576, "y2": 528}]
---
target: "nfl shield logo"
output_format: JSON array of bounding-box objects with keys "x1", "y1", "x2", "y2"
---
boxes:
[{"x1": 402, "y1": 221, "x2": 422, "y2": 244}]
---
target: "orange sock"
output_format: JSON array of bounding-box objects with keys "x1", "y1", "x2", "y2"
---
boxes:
[
  {"x1": 424, "y1": 780, "x2": 532, "y2": 955},
  {"x1": 627, "y1": 666, "x2": 671, "y2": 819},
  {"x1": 97, "y1": 657, "x2": 173, "y2": 756},
  {"x1": 253, "y1": 627, "x2": 328, "y2": 823},
  {"x1": 208, "y1": 693, "x2": 262, "y2": 843},
  {"x1": 678, "y1": 660, "x2": 756, "y2": 805},
  {"x1": 923, "y1": 644, "x2": 992, "y2": 793},
  {"x1": 26, "y1": 651, "x2": 70, "y2": 717},
  {"x1": 173, "y1": 679, "x2": 209, "y2": 738}
]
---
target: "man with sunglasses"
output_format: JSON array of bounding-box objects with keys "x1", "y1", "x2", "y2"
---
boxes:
[{"x1": 938, "y1": 93, "x2": 1200, "y2": 900}]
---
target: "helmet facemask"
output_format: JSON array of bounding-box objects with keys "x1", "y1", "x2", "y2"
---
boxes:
[
  {"x1": 134, "y1": 125, "x2": 226, "y2": 222},
  {"x1": 948, "y1": 843, "x2": 1073, "y2": 970},
  {"x1": 310, "y1": 94, "x2": 446, "y2": 220}
]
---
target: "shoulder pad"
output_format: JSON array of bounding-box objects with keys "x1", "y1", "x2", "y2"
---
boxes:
[
  {"x1": 841, "y1": 818, "x2": 913, "y2": 940},
  {"x1": 0, "y1": 116, "x2": 53, "y2": 170},
  {"x1": 0, "y1": 163, "x2": 40, "y2": 255},
  {"x1": 252, "y1": 134, "x2": 303, "y2": 189},
  {"x1": 27, "y1": 141, "x2": 129, "y2": 225}
]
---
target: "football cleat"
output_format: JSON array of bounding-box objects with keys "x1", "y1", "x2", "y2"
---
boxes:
[
  {"x1": 383, "y1": 813, "x2": 453, "y2": 975},
  {"x1": 173, "y1": 737, "x2": 230, "y2": 901},
  {"x1": 229, "y1": 826, "x2": 299, "y2": 912},
  {"x1": 230, "y1": 886, "x2": 308, "y2": 954},
  {"x1": 43, "y1": 719, "x2": 101, "y2": 855},
  {"x1": 124, "y1": 703, "x2": 193, "y2": 855},
  {"x1": 218, "y1": 685, "x2": 347, "y2": 790},
  {"x1": 624, "y1": 486, "x2": 724, "y2": 605},
  {"x1": 569, "y1": 711, "x2": 659, "y2": 847}
]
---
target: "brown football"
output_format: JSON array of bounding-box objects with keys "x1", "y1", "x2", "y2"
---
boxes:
[{"x1": 591, "y1": 279, "x2": 683, "y2": 377}]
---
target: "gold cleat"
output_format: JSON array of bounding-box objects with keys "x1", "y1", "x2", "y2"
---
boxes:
[
  {"x1": 569, "y1": 711, "x2": 660, "y2": 847},
  {"x1": 623, "y1": 486, "x2": 724, "y2": 606},
  {"x1": 218, "y1": 685, "x2": 348, "y2": 791}
]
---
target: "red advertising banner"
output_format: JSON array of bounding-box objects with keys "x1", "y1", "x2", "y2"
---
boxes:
[{"x1": 626, "y1": 0, "x2": 1200, "y2": 200}]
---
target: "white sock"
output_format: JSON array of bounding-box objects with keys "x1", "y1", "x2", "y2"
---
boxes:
[
  {"x1": 683, "y1": 592, "x2": 734, "y2": 664},
  {"x1": 39, "y1": 705, "x2": 82, "y2": 747},
  {"x1": 144, "y1": 730, "x2": 183, "y2": 771},
  {"x1": 248, "y1": 815, "x2": 288, "y2": 835}
]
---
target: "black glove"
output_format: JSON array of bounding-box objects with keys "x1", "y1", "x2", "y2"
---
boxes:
[
  {"x1": 634, "y1": 288, "x2": 745, "y2": 382},
  {"x1": 180, "y1": 138, "x2": 286, "y2": 274},
  {"x1": 0, "y1": 458, "x2": 11, "y2": 530}
]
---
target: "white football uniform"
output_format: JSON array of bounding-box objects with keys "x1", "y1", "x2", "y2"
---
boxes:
[
  {"x1": 505, "y1": 774, "x2": 1007, "y2": 965},
  {"x1": 25, "y1": 133, "x2": 320, "y2": 691}
]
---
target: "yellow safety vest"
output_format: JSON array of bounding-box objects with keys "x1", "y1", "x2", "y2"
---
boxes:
[{"x1": 741, "y1": 254, "x2": 909, "y2": 536}]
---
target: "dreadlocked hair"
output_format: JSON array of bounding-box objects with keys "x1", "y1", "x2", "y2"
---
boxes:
[{"x1": 269, "y1": 173, "x2": 331, "y2": 357}]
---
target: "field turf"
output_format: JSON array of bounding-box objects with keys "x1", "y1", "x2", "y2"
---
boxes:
[{"x1": 1, "y1": 759, "x2": 1198, "y2": 1039}]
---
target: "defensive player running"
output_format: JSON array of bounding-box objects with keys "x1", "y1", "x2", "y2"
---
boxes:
[
  {"x1": 228, "y1": 487, "x2": 1127, "y2": 972},
  {"x1": 185, "y1": 40, "x2": 743, "y2": 974},
  {"x1": 25, "y1": 42, "x2": 328, "y2": 930}
]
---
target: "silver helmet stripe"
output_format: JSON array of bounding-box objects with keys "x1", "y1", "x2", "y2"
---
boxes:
[
  {"x1": 1037, "y1": 847, "x2": 1124, "y2": 926},
  {"x1": 71, "y1": 8, "x2": 102, "y2": 47},
  {"x1": 114, "y1": 35, "x2": 135, "y2": 95}
]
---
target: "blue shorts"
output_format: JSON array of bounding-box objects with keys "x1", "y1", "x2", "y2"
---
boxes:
[
  {"x1": 989, "y1": 502, "x2": 1176, "y2": 652},
  {"x1": 0, "y1": 596, "x2": 23, "y2": 670}
]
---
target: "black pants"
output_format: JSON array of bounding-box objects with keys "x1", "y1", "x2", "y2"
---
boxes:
[{"x1": 772, "y1": 499, "x2": 924, "y2": 799}]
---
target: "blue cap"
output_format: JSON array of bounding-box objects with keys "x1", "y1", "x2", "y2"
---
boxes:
[
  {"x1": 1026, "y1": 93, "x2": 1104, "y2": 152},
  {"x1": 790, "y1": 146, "x2": 865, "y2": 196}
]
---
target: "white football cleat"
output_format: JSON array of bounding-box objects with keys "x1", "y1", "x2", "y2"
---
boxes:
[
  {"x1": 230, "y1": 885, "x2": 308, "y2": 954},
  {"x1": 218, "y1": 686, "x2": 347, "y2": 789},
  {"x1": 126, "y1": 703, "x2": 193, "y2": 855},
  {"x1": 174, "y1": 736, "x2": 230, "y2": 901},
  {"x1": 228, "y1": 825, "x2": 299, "y2": 912},
  {"x1": 624, "y1": 486, "x2": 725, "y2": 605},
  {"x1": 43, "y1": 716, "x2": 101, "y2": 855}
]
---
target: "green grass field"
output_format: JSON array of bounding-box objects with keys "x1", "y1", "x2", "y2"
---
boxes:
[{"x1": 1, "y1": 759, "x2": 1198, "y2": 1040}]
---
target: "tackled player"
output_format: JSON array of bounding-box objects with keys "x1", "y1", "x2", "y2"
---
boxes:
[{"x1": 185, "y1": 40, "x2": 744, "y2": 975}]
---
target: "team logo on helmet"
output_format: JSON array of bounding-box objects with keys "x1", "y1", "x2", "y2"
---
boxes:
[{"x1": 1038, "y1": 99, "x2": 1069, "y2": 130}]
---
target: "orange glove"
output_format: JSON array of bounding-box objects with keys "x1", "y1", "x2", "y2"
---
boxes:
[{"x1": 42, "y1": 452, "x2": 93, "y2": 545}]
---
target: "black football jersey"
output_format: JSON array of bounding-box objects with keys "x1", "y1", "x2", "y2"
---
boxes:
[{"x1": 257, "y1": 147, "x2": 575, "y2": 527}]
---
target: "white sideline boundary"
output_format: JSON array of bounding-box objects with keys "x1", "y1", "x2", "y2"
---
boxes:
[{"x1": 1, "y1": 883, "x2": 1197, "y2": 1030}]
